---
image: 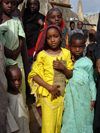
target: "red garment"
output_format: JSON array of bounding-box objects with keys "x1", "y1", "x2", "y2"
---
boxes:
[
  {"x1": 28, "y1": 47, "x2": 35, "y2": 56},
  {"x1": 35, "y1": 11, "x2": 69, "y2": 54}
]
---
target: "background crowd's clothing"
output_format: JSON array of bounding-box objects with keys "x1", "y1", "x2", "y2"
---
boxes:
[
  {"x1": 23, "y1": 9, "x2": 45, "y2": 55},
  {"x1": 0, "y1": 41, "x2": 8, "y2": 133},
  {"x1": 92, "y1": 42, "x2": 100, "y2": 133},
  {"x1": 97, "y1": 13, "x2": 100, "y2": 44},
  {"x1": 61, "y1": 57, "x2": 96, "y2": 133},
  {"x1": 0, "y1": 17, "x2": 26, "y2": 102}
]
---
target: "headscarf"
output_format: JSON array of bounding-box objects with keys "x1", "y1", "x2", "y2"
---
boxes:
[
  {"x1": 35, "y1": 24, "x2": 62, "y2": 54},
  {"x1": 35, "y1": 8, "x2": 69, "y2": 55}
]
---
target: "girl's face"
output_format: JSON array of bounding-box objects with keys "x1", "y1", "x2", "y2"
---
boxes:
[
  {"x1": 28, "y1": 0, "x2": 39, "y2": 13},
  {"x1": 9, "y1": 69, "x2": 22, "y2": 90},
  {"x1": 46, "y1": 28, "x2": 61, "y2": 50},
  {"x1": 2, "y1": 0, "x2": 15, "y2": 15},
  {"x1": 47, "y1": 11, "x2": 62, "y2": 26},
  {"x1": 70, "y1": 39, "x2": 85, "y2": 58}
]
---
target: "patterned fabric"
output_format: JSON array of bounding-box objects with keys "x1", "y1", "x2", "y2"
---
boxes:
[{"x1": 61, "y1": 57, "x2": 96, "y2": 133}]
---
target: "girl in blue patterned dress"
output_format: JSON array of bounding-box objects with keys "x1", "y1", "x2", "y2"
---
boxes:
[{"x1": 61, "y1": 32, "x2": 96, "y2": 133}]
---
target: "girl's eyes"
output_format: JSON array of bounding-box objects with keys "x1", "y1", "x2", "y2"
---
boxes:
[
  {"x1": 47, "y1": 37, "x2": 50, "y2": 39},
  {"x1": 58, "y1": 15, "x2": 62, "y2": 18},
  {"x1": 47, "y1": 35, "x2": 59, "y2": 39},
  {"x1": 72, "y1": 46, "x2": 83, "y2": 48},
  {"x1": 54, "y1": 35, "x2": 59, "y2": 38},
  {"x1": 4, "y1": 1, "x2": 16, "y2": 5},
  {"x1": 51, "y1": 15, "x2": 62, "y2": 19},
  {"x1": 4, "y1": 1, "x2": 9, "y2": 4},
  {"x1": 51, "y1": 16, "x2": 55, "y2": 19}
]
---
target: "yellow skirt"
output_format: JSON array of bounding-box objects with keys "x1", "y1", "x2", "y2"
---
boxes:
[{"x1": 41, "y1": 95, "x2": 64, "y2": 133}]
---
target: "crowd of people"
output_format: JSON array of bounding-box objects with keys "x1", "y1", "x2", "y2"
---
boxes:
[{"x1": 0, "y1": 0, "x2": 100, "y2": 133}]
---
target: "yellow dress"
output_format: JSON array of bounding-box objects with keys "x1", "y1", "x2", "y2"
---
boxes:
[{"x1": 28, "y1": 48, "x2": 73, "y2": 133}]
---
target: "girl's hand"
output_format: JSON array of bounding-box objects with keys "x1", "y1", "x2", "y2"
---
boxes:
[
  {"x1": 71, "y1": 54, "x2": 76, "y2": 63},
  {"x1": 38, "y1": 19, "x2": 44, "y2": 27},
  {"x1": 90, "y1": 101, "x2": 95, "y2": 111},
  {"x1": 48, "y1": 84, "x2": 60, "y2": 97},
  {"x1": 4, "y1": 38, "x2": 23, "y2": 60},
  {"x1": 53, "y1": 58, "x2": 64, "y2": 71}
]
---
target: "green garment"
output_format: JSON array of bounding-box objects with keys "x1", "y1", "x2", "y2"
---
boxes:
[
  {"x1": 0, "y1": 17, "x2": 26, "y2": 102},
  {"x1": 61, "y1": 57, "x2": 96, "y2": 133}
]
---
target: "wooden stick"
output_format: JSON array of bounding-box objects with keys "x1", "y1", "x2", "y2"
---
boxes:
[
  {"x1": 49, "y1": 1, "x2": 72, "y2": 8},
  {"x1": 83, "y1": 23, "x2": 96, "y2": 26}
]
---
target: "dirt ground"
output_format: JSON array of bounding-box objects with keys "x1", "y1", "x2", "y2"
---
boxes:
[{"x1": 27, "y1": 95, "x2": 41, "y2": 133}]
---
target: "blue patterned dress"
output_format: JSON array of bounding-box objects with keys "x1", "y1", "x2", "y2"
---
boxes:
[{"x1": 61, "y1": 57, "x2": 96, "y2": 133}]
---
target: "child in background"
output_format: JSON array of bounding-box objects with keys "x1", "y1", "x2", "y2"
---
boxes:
[
  {"x1": 70, "y1": 21, "x2": 75, "y2": 31},
  {"x1": 35, "y1": 8, "x2": 69, "y2": 55},
  {"x1": 28, "y1": 25, "x2": 73, "y2": 133},
  {"x1": 6, "y1": 65, "x2": 30, "y2": 133},
  {"x1": 77, "y1": 21, "x2": 83, "y2": 30},
  {"x1": 0, "y1": 0, "x2": 26, "y2": 102},
  {"x1": 61, "y1": 32, "x2": 96, "y2": 133},
  {"x1": 11, "y1": 0, "x2": 23, "y2": 20}
]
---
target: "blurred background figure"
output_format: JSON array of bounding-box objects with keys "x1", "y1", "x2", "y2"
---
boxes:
[
  {"x1": 23, "y1": 0, "x2": 45, "y2": 66},
  {"x1": 70, "y1": 21, "x2": 75, "y2": 31},
  {"x1": 77, "y1": 21, "x2": 83, "y2": 30}
]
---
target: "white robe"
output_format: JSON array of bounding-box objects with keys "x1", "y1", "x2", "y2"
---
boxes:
[{"x1": 7, "y1": 93, "x2": 30, "y2": 133}]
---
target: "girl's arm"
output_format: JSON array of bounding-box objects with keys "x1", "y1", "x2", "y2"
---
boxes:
[
  {"x1": 33, "y1": 74, "x2": 60, "y2": 96},
  {"x1": 4, "y1": 36, "x2": 23, "y2": 60},
  {"x1": 53, "y1": 58, "x2": 73, "y2": 79}
]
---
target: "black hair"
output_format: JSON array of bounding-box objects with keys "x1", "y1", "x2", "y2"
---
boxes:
[
  {"x1": 70, "y1": 21, "x2": 75, "y2": 26},
  {"x1": 6, "y1": 65, "x2": 21, "y2": 80},
  {"x1": 86, "y1": 43, "x2": 96, "y2": 66},
  {"x1": 89, "y1": 32, "x2": 97, "y2": 42},
  {"x1": 69, "y1": 33, "x2": 85, "y2": 47}
]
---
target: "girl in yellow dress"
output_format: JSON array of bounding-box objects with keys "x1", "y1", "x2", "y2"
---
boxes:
[{"x1": 28, "y1": 25, "x2": 73, "y2": 133}]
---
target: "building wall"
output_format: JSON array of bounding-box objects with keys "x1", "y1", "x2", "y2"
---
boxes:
[
  {"x1": 85, "y1": 13, "x2": 99, "y2": 27},
  {"x1": 39, "y1": 0, "x2": 70, "y2": 15}
]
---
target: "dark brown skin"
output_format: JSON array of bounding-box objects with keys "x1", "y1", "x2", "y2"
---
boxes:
[
  {"x1": 4, "y1": 37, "x2": 23, "y2": 60},
  {"x1": 7, "y1": 66, "x2": 22, "y2": 95},
  {"x1": 47, "y1": 10, "x2": 62, "y2": 26}
]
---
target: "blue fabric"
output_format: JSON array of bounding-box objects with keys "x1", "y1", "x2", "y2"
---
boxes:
[{"x1": 61, "y1": 57, "x2": 96, "y2": 133}]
